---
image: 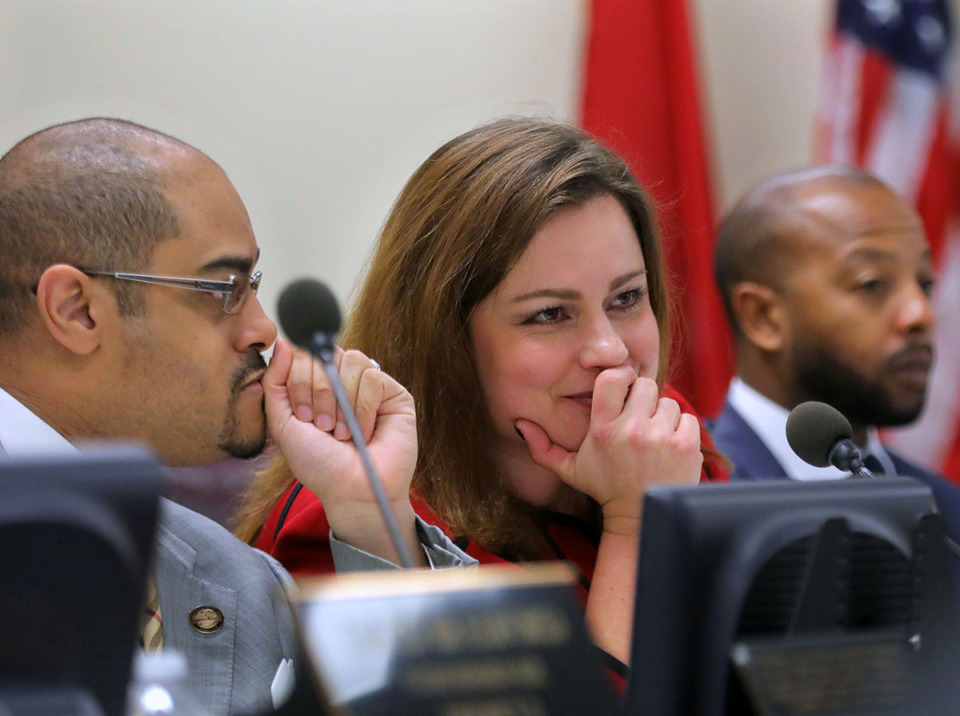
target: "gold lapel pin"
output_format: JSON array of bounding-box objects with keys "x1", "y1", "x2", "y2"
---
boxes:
[{"x1": 189, "y1": 606, "x2": 225, "y2": 634}]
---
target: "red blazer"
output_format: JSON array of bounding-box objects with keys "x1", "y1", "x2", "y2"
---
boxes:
[{"x1": 254, "y1": 384, "x2": 729, "y2": 580}]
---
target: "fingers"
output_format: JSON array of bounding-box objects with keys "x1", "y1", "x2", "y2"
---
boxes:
[
  {"x1": 283, "y1": 346, "x2": 386, "y2": 442},
  {"x1": 313, "y1": 347, "x2": 344, "y2": 430},
  {"x1": 263, "y1": 337, "x2": 295, "y2": 427},
  {"x1": 331, "y1": 350, "x2": 380, "y2": 439},
  {"x1": 648, "y1": 392, "x2": 681, "y2": 432},
  {"x1": 676, "y1": 412, "x2": 702, "y2": 448},
  {"x1": 646, "y1": 396, "x2": 700, "y2": 450},
  {"x1": 594, "y1": 373, "x2": 691, "y2": 444},
  {"x1": 622, "y1": 390, "x2": 698, "y2": 452},
  {"x1": 352, "y1": 362, "x2": 403, "y2": 444},
  {"x1": 515, "y1": 419, "x2": 576, "y2": 479},
  {"x1": 263, "y1": 337, "x2": 294, "y2": 391},
  {"x1": 284, "y1": 348, "x2": 327, "y2": 429},
  {"x1": 639, "y1": 398, "x2": 703, "y2": 476},
  {"x1": 590, "y1": 366, "x2": 640, "y2": 425}
]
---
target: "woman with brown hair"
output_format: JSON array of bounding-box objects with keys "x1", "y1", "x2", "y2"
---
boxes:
[{"x1": 234, "y1": 117, "x2": 728, "y2": 666}]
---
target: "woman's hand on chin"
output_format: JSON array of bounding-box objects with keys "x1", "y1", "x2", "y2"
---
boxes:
[{"x1": 514, "y1": 368, "x2": 702, "y2": 537}]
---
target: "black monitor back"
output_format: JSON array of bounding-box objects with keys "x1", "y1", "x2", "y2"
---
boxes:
[
  {"x1": 0, "y1": 446, "x2": 162, "y2": 715},
  {"x1": 625, "y1": 477, "x2": 960, "y2": 715}
]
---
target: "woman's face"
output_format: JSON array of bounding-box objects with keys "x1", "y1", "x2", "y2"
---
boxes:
[{"x1": 470, "y1": 194, "x2": 660, "y2": 483}]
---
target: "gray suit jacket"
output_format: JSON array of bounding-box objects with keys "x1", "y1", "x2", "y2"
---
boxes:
[
  {"x1": 154, "y1": 498, "x2": 298, "y2": 715},
  {"x1": 154, "y1": 500, "x2": 476, "y2": 715},
  {"x1": 0, "y1": 420, "x2": 475, "y2": 715}
]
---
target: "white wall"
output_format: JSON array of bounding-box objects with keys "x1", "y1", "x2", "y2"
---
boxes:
[
  {"x1": 692, "y1": 0, "x2": 831, "y2": 211},
  {"x1": 0, "y1": 0, "x2": 586, "y2": 317},
  {"x1": 1, "y1": 0, "x2": 827, "y2": 321}
]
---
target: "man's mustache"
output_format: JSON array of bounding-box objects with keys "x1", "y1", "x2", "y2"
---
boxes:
[
  {"x1": 884, "y1": 342, "x2": 935, "y2": 372},
  {"x1": 230, "y1": 353, "x2": 268, "y2": 393}
]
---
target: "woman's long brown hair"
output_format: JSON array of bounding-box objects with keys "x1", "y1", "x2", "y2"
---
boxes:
[{"x1": 234, "y1": 118, "x2": 673, "y2": 559}]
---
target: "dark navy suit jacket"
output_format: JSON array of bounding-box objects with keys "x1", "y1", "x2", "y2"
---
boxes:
[{"x1": 710, "y1": 399, "x2": 960, "y2": 561}]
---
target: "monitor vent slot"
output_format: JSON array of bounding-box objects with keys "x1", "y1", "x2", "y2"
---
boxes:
[{"x1": 737, "y1": 532, "x2": 912, "y2": 636}]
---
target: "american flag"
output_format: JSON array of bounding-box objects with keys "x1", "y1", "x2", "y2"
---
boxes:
[{"x1": 816, "y1": 0, "x2": 960, "y2": 484}]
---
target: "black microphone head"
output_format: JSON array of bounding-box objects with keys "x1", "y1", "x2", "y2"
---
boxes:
[
  {"x1": 785, "y1": 401, "x2": 853, "y2": 468},
  {"x1": 277, "y1": 279, "x2": 341, "y2": 348}
]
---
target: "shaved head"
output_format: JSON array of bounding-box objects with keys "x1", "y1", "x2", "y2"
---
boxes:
[
  {"x1": 0, "y1": 118, "x2": 213, "y2": 336},
  {"x1": 714, "y1": 165, "x2": 888, "y2": 333}
]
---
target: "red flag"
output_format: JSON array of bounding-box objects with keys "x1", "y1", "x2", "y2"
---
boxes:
[
  {"x1": 816, "y1": 0, "x2": 960, "y2": 484},
  {"x1": 580, "y1": 0, "x2": 733, "y2": 418}
]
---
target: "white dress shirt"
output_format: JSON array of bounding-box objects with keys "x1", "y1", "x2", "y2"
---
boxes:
[
  {"x1": 0, "y1": 385, "x2": 78, "y2": 456},
  {"x1": 727, "y1": 377, "x2": 897, "y2": 479}
]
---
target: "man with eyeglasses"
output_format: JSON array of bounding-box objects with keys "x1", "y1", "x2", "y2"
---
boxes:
[{"x1": 0, "y1": 118, "x2": 474, "y2": 714}]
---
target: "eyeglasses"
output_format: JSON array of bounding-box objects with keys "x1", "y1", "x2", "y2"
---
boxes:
[{"x1": 81, "y1": 269, "x2": 262, "y2": 314}]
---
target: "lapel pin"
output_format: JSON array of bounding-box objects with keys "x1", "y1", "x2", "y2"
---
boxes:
[{"x1": 189, "y1": 605, "x2": 225, "y2": 634}]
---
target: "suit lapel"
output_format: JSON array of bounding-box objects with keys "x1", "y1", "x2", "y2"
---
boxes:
[
  {"x1": 153, "y1": 503, "x2": 239, "y2": 714},
  {"x1": 711, "y1": 401, "x2": 790, "y2": 480}
]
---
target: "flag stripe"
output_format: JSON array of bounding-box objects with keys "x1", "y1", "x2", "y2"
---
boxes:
[
  {"x1": 855, "y1": 50, "x2": 895, "y2": 165},
  {"x1": 865, "y1": 69, "x2": 940, "y2": 197}
]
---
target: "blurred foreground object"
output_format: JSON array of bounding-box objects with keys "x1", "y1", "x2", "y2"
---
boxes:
[
  {"x1": 294, "y1": 564, "x2": 619, "y2": 715},
  {"x1": 0, "y1": 446, "x2": 161, "y2": 716}
]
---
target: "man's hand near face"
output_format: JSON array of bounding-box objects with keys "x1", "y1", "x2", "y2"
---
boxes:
[{"x1": 262, "y1": 338, "x2": 424, "y2": 566}]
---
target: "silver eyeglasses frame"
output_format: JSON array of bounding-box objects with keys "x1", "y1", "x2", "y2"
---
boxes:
[{"x1": 81, "y1": 269, "x2": 262, "y2": 314}]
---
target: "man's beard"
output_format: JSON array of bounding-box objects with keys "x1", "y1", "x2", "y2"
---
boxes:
[
  {"x1": 218, "y1": 352, "x2": 269, "y2": 459},
  {"x1": 792, "y1": 339, "x2": 931, "y2": 429}
]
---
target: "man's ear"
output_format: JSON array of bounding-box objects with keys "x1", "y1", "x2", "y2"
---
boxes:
[
  {"x1": 34, "y1": 264, "x2": 107, "y2": 355},
  {"x1": 730, "y1": 281, "x2": 787, "y2": 352}
]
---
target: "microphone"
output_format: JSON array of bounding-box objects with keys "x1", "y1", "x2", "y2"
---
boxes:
[
  {"x1": 278, "y1": 279, "x2": 341, "y2": 362},
  {"x1": 277, "y1": 278, "x2": 416, "y2": 568},
  {"x1": 786, "y1": 400, "x2": 960, "y2": 563},
  {"x1": 785, "y1": 401, "x2": 873, "y2": 477}
]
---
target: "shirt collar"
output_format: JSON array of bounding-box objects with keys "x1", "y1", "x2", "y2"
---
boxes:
[
  {"x1": 727, "y1": 378, "x2": 894, "y2": 480},
  {"x1": 863, "y1": 430, "x2": 897, "y2": 475},
  {"x1": 0, "y1": 385, "x2": 78, "y2": 457}
]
